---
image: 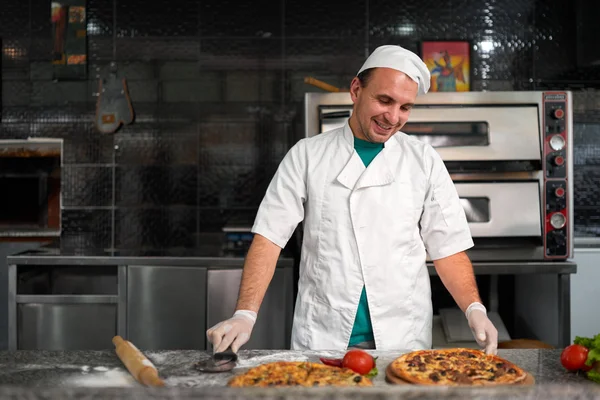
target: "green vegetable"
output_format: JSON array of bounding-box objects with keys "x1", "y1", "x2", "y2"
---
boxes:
[
  {"x1": 573, "y1": 333, "x2": 600, "y2": 382},
  {"x1": 588, "y1": 370, "x2": 600, "y2": 384},
  {"x1": 366, "y1": 367, "x2": 378, "y2": 378},
  {"x1": 587, "y1": 348, "x2": 600, "y2": 367},
  {"x1": 574, "y1": 336, "x2": 595, "y2": 349}
]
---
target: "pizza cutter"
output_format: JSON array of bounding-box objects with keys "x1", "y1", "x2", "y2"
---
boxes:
[{"x1": 195, "y1": 347, "x2": 238, "y2": 373}]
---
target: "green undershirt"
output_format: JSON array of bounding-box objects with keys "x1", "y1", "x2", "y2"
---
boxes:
[{"x1": 348, "y1": 137, "x2": 384, "y2": 347}]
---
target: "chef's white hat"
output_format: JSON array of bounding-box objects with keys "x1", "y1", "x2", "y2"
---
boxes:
[{"x1": 357, "y1": 45, "x2": 431, "y2": 95}]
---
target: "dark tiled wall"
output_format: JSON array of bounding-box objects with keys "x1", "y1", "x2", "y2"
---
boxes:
[{"x1": 2, "y1": 0, "x2": 600, "y2": 251}]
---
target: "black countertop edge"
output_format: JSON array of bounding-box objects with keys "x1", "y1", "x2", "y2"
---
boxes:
[
  {"x1": 0, "y1": 383, "x2": 598, "y2": 400},
  {"x1": 5, "y1": 253, "x2": 574, "y2": 274},
  {"x1": 5, "y1": 254, "x2": 295, "y2": 267}
]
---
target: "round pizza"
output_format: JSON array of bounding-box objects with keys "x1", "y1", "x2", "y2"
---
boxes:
[
  {"x1": 389, "y1": 348, "x2": 528, "y2": 386},
  {"x1": 228, "y1": 361, "x2": 373, "y2": 387}
]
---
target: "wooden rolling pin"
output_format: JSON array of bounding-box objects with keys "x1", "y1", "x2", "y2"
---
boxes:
[{"x1": 112, "y1": 335, "x2": 165, "y2": 387}]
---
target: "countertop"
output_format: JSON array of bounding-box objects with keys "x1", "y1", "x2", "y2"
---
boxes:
[
  {"x1": 5, "y1": 245, "x2": 295, "y2": 267},
  {"x1": 5, "y1": 246, "x2": 576, "y2": 274},
  {"x1": 0, "y1": 349, "x2": 598, "y2": 399}
]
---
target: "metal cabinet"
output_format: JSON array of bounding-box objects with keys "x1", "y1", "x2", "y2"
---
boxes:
[
  {"x1": 206, "y1": 266, "x2": 294, "y2": 350},
  {"x1": 127, "y1": 266, "x2": 207, "y2": 350}
]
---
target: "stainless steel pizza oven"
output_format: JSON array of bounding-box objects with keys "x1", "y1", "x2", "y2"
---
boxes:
[{"x1": 305, "y1": 91, "x2": 573, "y2": 262}]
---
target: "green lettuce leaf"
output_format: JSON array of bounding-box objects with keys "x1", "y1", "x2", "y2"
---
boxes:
[
  {"x1": 594, "y1": 334, "x2": 600, "y2": 349},
  {"x1": 574, "y1": 336, "x2": 594, "y2": 349},
  {"x1": 366, "y1": 367, "x2": 378, "y2": 378},
  {"x1": 586, "y1": 370, "x2": 600, "y2": 384},
  {"x1": 586, "y1": 349, "x2": 600, "y2": 367}
]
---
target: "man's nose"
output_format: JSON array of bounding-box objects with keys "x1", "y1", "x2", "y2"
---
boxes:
[{"x1": 385, "y1": 108, "x2": 401, "y2": 125}]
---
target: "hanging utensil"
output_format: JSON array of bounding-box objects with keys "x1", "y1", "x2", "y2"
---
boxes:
[{"x1": 95, "y1": 62, "x2": 134, "y2": 134}]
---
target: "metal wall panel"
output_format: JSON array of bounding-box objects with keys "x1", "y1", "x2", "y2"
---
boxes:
[{"x1": 1, "y1": 0, "x2": 599, "y2": 249}]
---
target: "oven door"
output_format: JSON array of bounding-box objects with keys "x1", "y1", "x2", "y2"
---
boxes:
[
  {"x1": 453, "y1": 181, "x2": 544, "y2": 261},
  {"x1": 406, "y1": 106, "x2": 541, "y2": 161},
  {"x1": 318, "y1": 105, "x2": 543, "y2": 162},
  {"x1": 455, "y1": 181, "x2": 541, "y2": 238}
]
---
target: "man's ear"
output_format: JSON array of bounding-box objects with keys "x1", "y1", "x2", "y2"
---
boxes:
[{"x1": 349, "y1": 77, "x2": 361, "y2": 103}]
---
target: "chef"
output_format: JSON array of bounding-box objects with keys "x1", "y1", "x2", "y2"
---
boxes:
[{"x1": 207, "y1": 45, "x2": 498, "y2": 355}]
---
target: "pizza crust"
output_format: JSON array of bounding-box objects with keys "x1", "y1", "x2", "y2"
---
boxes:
[{"x1": 389, "y1": 348, "x2": 528, "y2": 386}]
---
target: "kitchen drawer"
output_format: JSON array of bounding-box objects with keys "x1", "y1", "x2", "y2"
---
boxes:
[{"x1": 18, "y1": 303, "x2": 117, "y2": 350}]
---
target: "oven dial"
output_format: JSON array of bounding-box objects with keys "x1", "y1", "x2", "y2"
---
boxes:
[
  {"x1": 550, "y1": 212, "x2": 566, "y2": 229},
  {"x1": 552, "y1": 109, "x2": 565, "y2": 119},
  {"x1": 552, "y1": 155, "x2": 565, "y2": 166},
  {"x1": 549, "y1": 134, "x2": 565, "y2": 151}
]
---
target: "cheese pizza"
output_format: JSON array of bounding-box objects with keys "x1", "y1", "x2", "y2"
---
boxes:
[
  {"x1": 389, "y1": 348, "x2": 528, "y2": 386},
  {"x1": 228, "y1": 361, "x2": 373, "y2": 387}
]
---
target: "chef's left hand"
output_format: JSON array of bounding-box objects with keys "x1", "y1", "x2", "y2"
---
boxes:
[{"x1": 466, "y1": 302, "x2": 498, "y2": 355}]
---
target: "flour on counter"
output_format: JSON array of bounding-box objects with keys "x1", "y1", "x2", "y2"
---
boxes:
[
  {"x1": 234, "y1": 353, "x2": 309, "y2": 368},
  {"x1": 65, "y1": 367, "x2": 137, "y2": 388},
  {"x1": 93, "y1": 366, "x2": 109, "y2": 372}
]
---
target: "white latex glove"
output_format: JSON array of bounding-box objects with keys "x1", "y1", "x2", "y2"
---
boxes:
[
  {"x1": 206, "y1": 310, "x2": 257, "y2": 354},
  {"x1": 465, "y1": 302, "x2": 498, "y2": 355}
]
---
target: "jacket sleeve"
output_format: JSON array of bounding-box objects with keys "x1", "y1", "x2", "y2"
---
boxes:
[
  {"x1": 251, "y1": 139, "x2": 307, "y2": 249},
  {"x1": 419, "y1": 145, "x2": 474, "y2": 260}
]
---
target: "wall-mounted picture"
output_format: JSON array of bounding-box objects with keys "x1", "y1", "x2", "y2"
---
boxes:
[{"x1": 420, "y1": 41, "x2": 471, "y2": 92}]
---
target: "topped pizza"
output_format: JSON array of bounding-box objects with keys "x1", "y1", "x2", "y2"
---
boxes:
[
  {"x1": 389, "y1": 348, "x2": 528, "y2": 386},
  {"x1": 228, "y1": 361, "x2": 373, "y2": 387}
]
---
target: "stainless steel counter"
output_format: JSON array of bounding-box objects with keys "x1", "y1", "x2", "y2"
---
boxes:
[
  {"x1": 5, "y1": 246, "x2": 577, "y2": 351},
  {"x1": 6, "y1": 246, "x2": 571, "y2": 272}
]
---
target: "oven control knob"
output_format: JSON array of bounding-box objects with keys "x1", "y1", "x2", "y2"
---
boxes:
[
  {"x1": 552, "y1": 108, "x2": 565, "y2": 119},
  {"x1": 550, "y1": 212, "x2": 567, "y2": 229},
  {"x1": 549, "y1": 134, "x2": 565, "y2": 151},
  {"x1": 552, "y1": 155, "x2": 565, "y2": 167},
  {"x1": 555, "y1": 187, "x2": 565, "y2": 198}
]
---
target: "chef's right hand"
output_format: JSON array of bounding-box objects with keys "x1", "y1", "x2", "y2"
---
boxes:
[{"x1": 206, "y1": 310, "x2": 257, "y2": 353}]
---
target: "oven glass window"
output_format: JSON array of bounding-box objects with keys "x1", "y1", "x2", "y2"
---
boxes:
[
  {"x1": 460, "y1": 197, "x2": 490, "y2": 223},
  {"x1": 403, "y1": 122, "x2": 489, "y2": 147}
]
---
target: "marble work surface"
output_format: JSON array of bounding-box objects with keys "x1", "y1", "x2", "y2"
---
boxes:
[{"x1": 0, "y1": 349, "x2": 598, "y2": 399}]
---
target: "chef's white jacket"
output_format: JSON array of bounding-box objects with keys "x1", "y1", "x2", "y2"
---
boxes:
[{"x1": 251, "y1": 122, "x2": 474, "y2": 350}]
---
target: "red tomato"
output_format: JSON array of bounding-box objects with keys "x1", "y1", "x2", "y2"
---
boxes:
[
  {"x1": 342, "y1": 349, "x2": 375, "y2": 375},
  {"x1": 560, "y1": 344, "x2": 589, "y2": 372}
]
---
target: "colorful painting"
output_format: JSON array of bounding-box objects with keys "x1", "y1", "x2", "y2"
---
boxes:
[
  {"x1": 51, "y1": 0, "x2": 87, "y2": 79},
  {"x1": 421, "y1": 41, "x2": 471, "y2": 92}
]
